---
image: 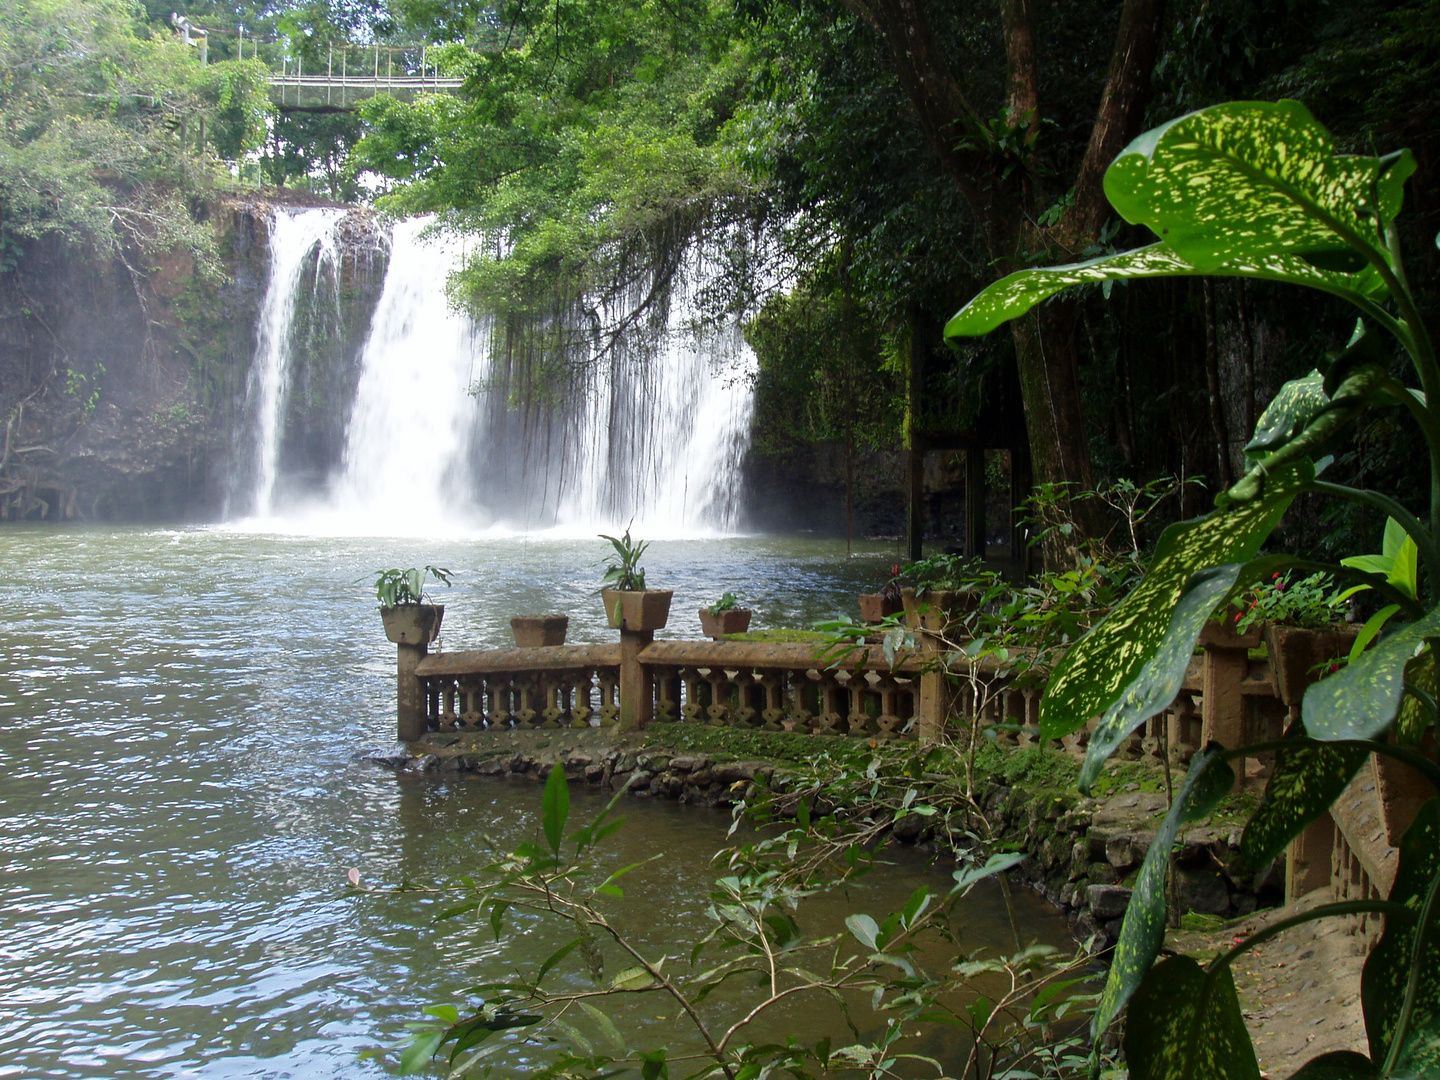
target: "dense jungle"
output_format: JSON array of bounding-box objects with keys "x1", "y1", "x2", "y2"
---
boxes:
[{"x1": 3, "y1": 1, "x2": 1440, "y2": 1080}]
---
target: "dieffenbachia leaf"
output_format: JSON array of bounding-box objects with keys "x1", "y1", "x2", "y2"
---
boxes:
[
  {"x1": 1285, "y1": 1050, "x2": 1378, "y2": 1079},
  {"x1": 1122, "y1": 956, "x2": 1261, "y2": 1080},
  {"x1": 1304, "y1": 607, "x2": 1440, "y2": 741},
  {"x1": 1246, "y1": 370, "x2": 1328, "y2": 459},
  {"x1": 1091, "y1": 746, "x2": 1235, "y2": 1046},
  {"x1": 1220, "y1": 362, "x2": 1389, "y2": 507},
  {"x1": 943, "y1": 242, "x2": 1374, "y2": 339},
  {"x1": 1396, "y1": 646, "x2": 1437, "y2": 746},
  {"x1": 1078, "y1": 565, "x2": 1240, "y2": 791},
  {"x1": 1103, "y1": 99, "x2": 1411, "y2": 278},
  {"x1": 1238, "y1": 725, "x2": 1370, "y2": 868},
  {"x1": 1040, "y1": 462, "x2": 1309, "y2": 741},
  {"x1": 1362, "y1": 798, "x2": 1440, "y2": 1066},
  {"x1": 1391, "y1": 1018, "x2": 1440, "y2": 1080}
]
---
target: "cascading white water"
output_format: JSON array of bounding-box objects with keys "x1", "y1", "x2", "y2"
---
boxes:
[
  {"x1": 325, "y1": 217, "x2": 484, "y2": 531},
  {"x1": 232, "y1": 213, "x2": 755, "y2": 537},
  {"x1": 231, "y1": 208, "x2": 343, "y2": 518}
]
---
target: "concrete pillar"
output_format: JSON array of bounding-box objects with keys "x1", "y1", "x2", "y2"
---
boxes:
[
  {"x1": 1201, "y1": 642, "x2": 1249, "y2": 761},
  {"x1": 397, "y1": 642, "x2": 428, "y2": 742},
  {"x1": 1286, "y1": 812, "x2": 1335, "y2": 903},
  {"x1": 965, "y1": 448, "x2": 987, "y2": 559},
  {"x1": 915, "y1": 606, "x2": 952, "y2": 746},
  {"x1": 616, "y1": 628, "x2": 654, "y2": 732}
]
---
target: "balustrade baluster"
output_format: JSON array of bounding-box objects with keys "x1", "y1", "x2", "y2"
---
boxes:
[
  {"x1": 789, "y1": 672, "x2": 818, "y2": 733},
  {"x1": 815, "y1": 671, "x2": 845, "y2": 735},
  {"x1": 758, "y1": 671, "x2": 786, "y2": 731},
  {"x1": 680, "y1": 668, "x2": 705, "y2": 723},
  {"x1": 704, "y1": 667, "x2": 732, "y2": 726},
  {"x1": 844, "y1": 672, "x2": 875, "y2": 737},
  {"x1": 653, "y1": 666, "x2": 680, "y2": 723},
  {"x1": 514, "y1": 673, "x2": 540, "y2": 728},
  {"x1": 597, "y1": 671, "x2": 619, "y2": 726},
  {"x1": 540, "y1": 672, "x2": 566, "y2": 728},
  {"x1": 458, "y1": 675, "x2": 485, "y2": 730},
  {"x1": 487, "y1": 676, "x2": 513, "y2": 729},
  {"x1": 570, "y1": 670, "x2": 594, "y2": 728},
  {"x1": 874, "y1": 673, "x2": 905, "y2": 739}
]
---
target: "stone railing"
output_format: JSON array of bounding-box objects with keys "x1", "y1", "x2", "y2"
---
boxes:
[{"x1": 391, "y1": 610, "x2": 1406, "y2": 916}]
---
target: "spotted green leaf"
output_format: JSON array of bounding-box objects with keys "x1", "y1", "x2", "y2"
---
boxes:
[
  {"x1": 944, "y1": 242, "x2": 1373, "y2": 339},
  {"x1": 1390, "y1": 1016, "x2": 1440, "y2": 1080},
  {"x1": 1396, "y1": 647, "x2": 1436, "y2": 746},
  {"x1": 1040, "y1": 462, "x2": 1308, "y2": 742},
  {"x1": 1303, "y1": 607, "x2": 1440, "y2": 741},
  {"x1": 1123, "y1": 955, "x2": 1260, "y2": 1080},
  {"x1": 1361, "y1": 798, "x2": 1440, "y2": 1066},
  {"x1": 1103, "y1": 100, "x2": 1410, "y2": 278},
  {"x1": 1285, "y1": 1050, "x2": 1378, "y2": 1079},
  {"x1": 1222, "y1": 361, "x2": 1389, "y2": 507},
  {"x1": 1079, "y1": 565, "x2": 1241, "y2": 791},
  {"x1": 1092, "y1": 746, "x2": 1235, "y2": 1046},
  {"x1": 1238, "y1": 727, "x2": 1370, "y2": 868},
  {"x1": 1245, "y1": 370, "x2": 1327, "y2": 459}
]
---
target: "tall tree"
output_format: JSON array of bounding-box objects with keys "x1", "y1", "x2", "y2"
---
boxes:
[{"x1": 838, "y1": 0, "x2": 1171, "y2": 531}]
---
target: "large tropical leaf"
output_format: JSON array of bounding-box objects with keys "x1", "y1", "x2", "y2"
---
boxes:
[
  {"x1": 1245, "y1": 370, "x2": 1329, "y2": 459},
  {"x1": 1396, "y1": 646, "x2": 1436, "y2": 746},
  {"x1": 1040, "y1": 462, "x2": 1308, "y2": 742},
  {"x1": 1123, "y1": 956, "x2": 1260, "y2": 1080},
  {"x1": 1091, "y1": 746, "x2": 1235, "y2": 1046},
  {"x1": 1238, "y1": 726, "x2": 1370, "y2": 868},
  {"x1": 1220, "y1": 362, "x2": 1390, "y2": 507},
  {"x1": 1303, "y1": 607, "x2": 1440, "y2": 741},
  {"x1": 1078, "y1": 565, "x2": 1240, "y2": 791},
  {"x1": 1362, "y1": 798, "x2": 1440, "y2": 1066},
  {"x1": 944, "y1": 243, "x2": 1373, "y2": 339},
  {"x1": 1103, "y1": 100, "x2": 1412, "y2": 276},
  {"x1": 1286, "y1": 1051, "x2": 1378, "y2": 1079}
]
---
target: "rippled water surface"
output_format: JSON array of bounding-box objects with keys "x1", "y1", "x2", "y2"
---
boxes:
[{"x1": 0, "y1": 527, "x2": 1067, "y2": 1078}]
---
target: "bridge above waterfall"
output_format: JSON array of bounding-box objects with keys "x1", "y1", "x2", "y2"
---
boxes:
[{"x1": 269, "y1": 43, "x2": 476, "y2": 110}]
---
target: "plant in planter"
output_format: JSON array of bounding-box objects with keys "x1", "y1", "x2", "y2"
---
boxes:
[
  {"x1": 947, "y1": 100, "x2": 1440, "y2": 1080},
  {"x1": 598, "y1": 529, "x2": 671, "y2": 631},
  {"x1": 374, "y1": 565, "x2": 452, "y2": 645},
  {"x1": 898, "y1": 552, "x2": 997, "y2": 632},
  {"x1": 1231, "y1": 571, "x2": 1354, "y2": 712},
  {"x1": 699, "y1": 591, "x2": 752, "y2": 638}
]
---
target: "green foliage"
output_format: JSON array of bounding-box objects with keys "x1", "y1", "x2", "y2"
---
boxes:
[
  {"x1": 373, "y1": 565, "x2": 452, "y2": 607},
  {"x1": 0, "y1": 0, "x2": 266, "y2": 266},
  {"x1": 1123, "y1": 955, "x2": 1260, "y2": 1080},
  {"x1": 1231, "y1": 570, "x2": 1346, "y2": 633},
  {"x1": 367, "y1": 768, "x2": 1111, "y2": 1080},
  {"x1": 946, "y1": 99, "x2": 1440, "y2": 1079},
  {"x1": 598, "y1": 530, "x2": 647, "y2": 592},
  {"x1": 704, "y1": 591, "x2": 740, "y2": 617}
]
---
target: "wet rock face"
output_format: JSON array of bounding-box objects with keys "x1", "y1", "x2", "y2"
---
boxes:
[{"x1": 0, "y1": 197, "x2": 384, "y2": 523}]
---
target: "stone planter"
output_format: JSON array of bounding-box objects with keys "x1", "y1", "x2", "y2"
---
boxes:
[
  {"x1": 380, "y1": 603, "x2": 444, "y2": 646},
  {"x1": 603, "y1": 589, "x2": 673, "y2": 632},
  {"x1": 699, "y1": 607, "x2": 752, "y2": 639},
  {"x1": 858, "y1": 592, "x2": 902, "y2": 623},
  {"x1": 1265, "y1": 623, "x2": 1359, "y2": 708},
  {"x1": 511, "y1": 615, "x2": 569, "y2": 647},
  {"x1": 1197, "y1": 620, "x2": 1263, "y2": 651},
  {"x1": 900, "y1": 587, "x2": 978, "y2": 632}
]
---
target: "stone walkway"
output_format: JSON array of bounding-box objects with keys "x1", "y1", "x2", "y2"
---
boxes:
[{"x1": 1169, "y1": 887, "x2": 1370, "y2": 1076}]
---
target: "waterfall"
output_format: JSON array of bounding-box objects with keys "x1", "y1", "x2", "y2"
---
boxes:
[
  {"x1": 326, "y1": 217, "x2": 483, "y2": 531},
  {"x1": 229, "y1": 208, "x2": 344, "y2": 518},
  {"x1": 232, "y1": 214, "x2": 755, "y2": 537}
]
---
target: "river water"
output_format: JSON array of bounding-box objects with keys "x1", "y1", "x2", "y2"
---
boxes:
[{"x1": 0, "y1": 527, "x2": 1068, "y2": 1078}]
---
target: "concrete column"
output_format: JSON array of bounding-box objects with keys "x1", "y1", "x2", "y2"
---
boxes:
[
  {"x1": 965, "y1": 448, "x2": 987, "y2": 559},
  {"x1": 1201, "y1": 642, "x2": 1249, "y2": 760},
  {"x1": 1286, "y1": 812, "x2": 1335, "y2": 903},
  {"x1": 397, "y1": 642, "x2": 428, "y2": 742},
  {"x1": 616, "y1": 628, "x2": 655, "y2": 732},
  {"x1": 915, "y1": 607, "x2": 951, "y2": 746}
]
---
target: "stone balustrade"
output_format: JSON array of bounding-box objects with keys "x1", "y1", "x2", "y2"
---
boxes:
[{"x1": 392, "y1": 611, "x2": 1402, "y2": 917}]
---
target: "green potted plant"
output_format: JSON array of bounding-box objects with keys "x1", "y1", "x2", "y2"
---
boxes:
[
  {"x1": 374, "y1": 565, "x2": 452, "y2": 645},
  {"x1": 599, "y1": 530, "x2": 671, "y2": 632},
  {"x1": 699, "y1": 591, "x2": 751, "y2": 638},
  {"x1": 1229, "y1": 571, "x2": 1355, "y2": 709},
  {"x1": 897, "y1": 552, "x2": 991, "y2": 631},
  {"x1": 510, "y1": 615, "x2": 569, "y2": 648}
]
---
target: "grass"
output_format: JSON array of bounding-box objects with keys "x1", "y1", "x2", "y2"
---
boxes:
[{"x1": 721, "y1": 629, "x2": 828, "y2": 643}]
